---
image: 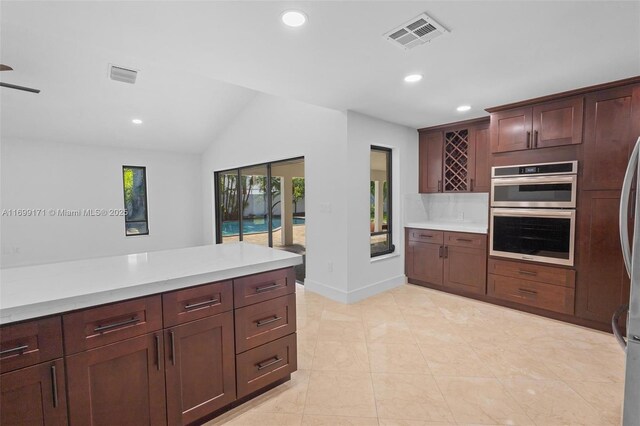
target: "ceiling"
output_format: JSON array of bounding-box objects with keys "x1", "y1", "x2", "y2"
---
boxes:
[{"x1": 1, "y1": 1, "x2": 639, "y2": 152}]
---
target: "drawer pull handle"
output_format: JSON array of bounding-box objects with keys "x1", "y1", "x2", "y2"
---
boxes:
[
  {"x1": 518, "y1": 288, "x2": 538, "y2": 296},
  {"x1": 419, "y1": 234, "x2": 433, "y2": 238},
  {"x1": 256, "y1": 356, "x2": 283, "y2": 371},
  {"x1": 518, "y1": 270, "x2": 538, "y2": 276},
  {"x1": 170, "y1": 331, "x2": 176, "y2": 366},
  {"x1": 456, "y1": 238, "x2": 473, "y2": 242},
  {"x1": 51, "y1": 364, "x2": 59, "y2": 408},
  {"x1": 184, "y1": 298, "x2": 220, "y2": 311},
  {"x1": 155, "y1": 335, "x2": 161, "y2": 371},
  {"x1": 94, "y1": 317, "x2": 140, "y2": 333},
  {"x1": 256, "y1": 316, "x2": 283, "y2": 327},
  {"x1": 0, "y1": 344, "x2": 29, "y2": 357},
  {"x1": 256, "y1": 283, "x2": 280, "y2": 293}
]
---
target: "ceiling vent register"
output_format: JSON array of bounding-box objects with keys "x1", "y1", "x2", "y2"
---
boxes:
[
  {"x1": 384, "y1": 13, "x2": 449, "y2": 50},
  {"x1": 109, "y1": 65, "x2": 138, "y2": 84}
]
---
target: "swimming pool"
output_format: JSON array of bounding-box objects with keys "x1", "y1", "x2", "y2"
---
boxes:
[{"x1": 221, "y1": 217, "x2": 305, "y2": 236}]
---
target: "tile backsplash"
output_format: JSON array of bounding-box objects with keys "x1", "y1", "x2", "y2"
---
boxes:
[{"x1": 404, "y1": 193, "x2": 489, "y2": 225}]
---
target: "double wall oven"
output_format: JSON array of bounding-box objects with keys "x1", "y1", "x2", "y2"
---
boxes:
[{"x1": 490, "y1": 161, "x2": 577, "y2": 266}]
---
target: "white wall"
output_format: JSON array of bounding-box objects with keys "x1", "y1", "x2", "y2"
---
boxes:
[
  {"x1": 201, "y1": 93, "x2": 350, "y2": 298},
  {"x1": 201, "y1": 97, "x2": 417, "y2": 303},
  {"x1": 345, "y1": 111, "x2": 418, "y2": 302},
  {"x1": 1, "y1": 139, "x2": 203, "y2": 267}
]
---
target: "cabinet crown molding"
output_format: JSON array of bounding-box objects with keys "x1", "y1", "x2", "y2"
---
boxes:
[{"x1": 485, "y1": 75, "x2": 640, "y2": 113}]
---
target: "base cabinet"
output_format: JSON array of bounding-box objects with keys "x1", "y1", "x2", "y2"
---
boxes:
[
  {"x1": 444, "y1": 245, "x2": 487, "y2": 294},
  {"x1": 0, "y1": 267, "x2": 299, "y2": 426},
  {"x1": 165, "y1": 313, "x2": 236, "y2": 425},
  {"x1": 406, "y1": 228, "x2": 487, "y2": 294},
  {"x1": 406, "y1": 240, "x2": 443, "y2": 285},
  {"x1": 0, "y1": 358, "x2": 68, "y2": 426},
  {"x1": 66, "y1": 333, "x2": 166, "y2": 426}
]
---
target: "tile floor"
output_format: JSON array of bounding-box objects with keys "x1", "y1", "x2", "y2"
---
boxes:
[{"x1": 205, "y1": 283, "x2": 626, "y2": 425}]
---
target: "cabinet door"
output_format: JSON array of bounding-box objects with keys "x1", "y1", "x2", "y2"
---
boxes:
[
  {"x1": 490, "y1": 107, "x2": 532, "y2": 153},
  {"x1": 67, "y1": 333, "x2": 166, "y2": 426},
  {"x1": 419, "y1": 131, "x2": 443, "y2": 193},
  {"x1": 443, "y1": 245, "x2": 487, "y2": 294},
  {"x1": 531, "y1": 96, "x2": 583, "y2": 149},
  {"x1": 1, "y1": 358, "x2": 68, "y2": 426},
  {"x1": 582, "y1": 84, "x2": 640, "y2": 191},
  {"x1": 406, "y1": 240, "x2": 443, "y2": 285},
  {"x1": 470, "y1": 124, "x2": 490, "y2": 192},
  {"x1": 165, "y1": 313, "x2": 236, "y2": 425},
  {"x1": 576, "y1": 191, "x2": 630, "y2": 324}
]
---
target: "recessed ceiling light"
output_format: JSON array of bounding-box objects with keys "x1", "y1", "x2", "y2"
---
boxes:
[
  {"x1": 456, "y1": 105, "x2": 471, "y2": 112},
  {"x1": 282, "y1": 10, "x2": 307, "y2": 27},
  {"x1": 404, "y1": 74, "x2": 423, "y2": 83},
  {"x1": 132, "y1": 119, "x2": 143, "y2": 124}
]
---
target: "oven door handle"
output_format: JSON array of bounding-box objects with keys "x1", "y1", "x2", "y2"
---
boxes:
[
  {"x1": 620, "y1": 136, "x2": 640, "y2": 277},
  {"x1": 491, "y1": 175, "x2": 577, "y2": 186}
]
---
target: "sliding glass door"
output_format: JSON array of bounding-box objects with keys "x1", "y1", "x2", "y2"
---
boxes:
[{"x1": 215, "y1": 157, "x2": 306, "y2": 281}]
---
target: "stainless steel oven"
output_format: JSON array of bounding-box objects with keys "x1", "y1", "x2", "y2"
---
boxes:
[
  {"x1": 490, "y1": 161, "x2": 577, "y2": 266},
  {"x1": 489, "y1": 208, "x2": 575, "y2": 266},
  {"x1": 491, "y1": 161, "x2": 577, "y2": 208}
]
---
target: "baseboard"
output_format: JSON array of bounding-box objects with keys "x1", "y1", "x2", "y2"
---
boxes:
[
  {"x1": 304, "y1": 279, "x2": 349, "y2": 303},
  {"x1": 346, "y1": 274, "x2": 405, "y2": 303}
]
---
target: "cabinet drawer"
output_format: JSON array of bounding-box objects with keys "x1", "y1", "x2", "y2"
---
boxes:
[
  {"x1": 163, "y1": 280, "x2": 232, "y2": 327},
  {"x1": 444, "y1": 231, "x2": 487, "y2": 249},
  {"x1": 235, "y1": 294, "x2": 296, "y2": 353},
  {"x1": 488, "y1": 259, "x2": 575, "y2": 288},
  {"x1": 488, "y1": 274, "x2": 575, "y2": 315},
  {"x1": 0, "y1": 316, "x2": 63, "y2": 374},
  {"x1": 63, "y1": 295, "x2": 162, "y2": 355},
  {"x1": 236, "y1": 333, "x2": 297, "y2": 398},
  {"x1": 234, "y1": 268, "x2": 296, "y2": 308},
  {"x1": 407, "y1": 228, "x2": 444, "y2": 244}
]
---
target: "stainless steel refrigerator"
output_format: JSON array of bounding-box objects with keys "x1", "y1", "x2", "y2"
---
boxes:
[{"x1": 616, "y1": 135, "x2": 640, "y2": 425}]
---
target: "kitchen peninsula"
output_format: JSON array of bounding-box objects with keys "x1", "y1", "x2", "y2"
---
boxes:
[{"x1": 0, "y1": 243, "x2": 302, "y2": 425}]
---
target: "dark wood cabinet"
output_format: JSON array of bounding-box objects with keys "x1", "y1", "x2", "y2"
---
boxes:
[
  {"x1": 444, "y1": 245, "x2": 487, "y2": 294},
  {"x1": 0, "y1": 316, "x2": 63, "y2": 374},
  {"x1": 0, "y1": 358, "x2": 68, "y2": 426},
  {"x1": 582, "y1": 84, "x2": 640, "y2": 191},
  {"x1": 575, "y1": 191, "x2": 630, "y2": 324},
  {"x1": 471, "y1": 124, "x2": 490, "y2": 192},
  {"x1": 406, "y1": 240, "x2": 444, "y2": 285},
  {"x1": 66, "y1": 332, "x2": 167, "y2": 426},
  {"x1": 532, "y1": 97, "x2": 584, "y2": 149},
  {"x1": 0, "y1": 267, "x2": 297, "y2": 426},
  {"x1": 490, "y1": 107, "x2": 532, "y2": 153},
  {"x1": 419, "y1": 131, "x2": 443, "y2": 193},
  {"x1": 418, "y1": 118, "x2": 489, "y2": 193},
  {"x1": 490, "y1": 97, "x2": 583, "y2": 153},
  {"x1": 165, "y1": 313, "x2": 236, "y2": 425},
  {"x1": 406, "y1": 228, "x2": 487, "y2": 294},
  {"x1": 487, "y1": 259, "x2": 576, "y2": 315}
]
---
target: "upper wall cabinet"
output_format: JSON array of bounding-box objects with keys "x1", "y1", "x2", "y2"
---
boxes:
[
  {"x1": 419, "y1": 118, "x2": 490, "y2": 193},
  {"x1": 582, "y1": 84, "x2": 640, "y2": 191},
  {"x1": 490, "y1": 97, "x2": 584, "y2": 154}
]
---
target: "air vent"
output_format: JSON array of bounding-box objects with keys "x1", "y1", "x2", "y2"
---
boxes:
[
  {"x1": 109, "y1": 65, "x2": 138, "y2": 84},
  {"x1": 384, "y1": 13, "x2": 448, "y2": 50}
]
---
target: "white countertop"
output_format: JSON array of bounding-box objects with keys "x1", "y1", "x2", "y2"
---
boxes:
[
  {"x1": 0, "y1": 243, "x2": 302, "y2": 325},
  {"x1": 405, "y1": 221, "x2": 488, "y2": 234}
]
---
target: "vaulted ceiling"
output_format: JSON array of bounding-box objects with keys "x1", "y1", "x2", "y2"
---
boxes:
[{"x1": 2, "y1": 1, "x2": 638, "y2": 152}]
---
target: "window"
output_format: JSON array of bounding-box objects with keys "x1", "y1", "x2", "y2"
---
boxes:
[
  {"x1": 371, "y1": 146, "x2": 394, "y2": 257},
  {"x1": 122, "y1": 166, "x2": 149, "y2": 236}
]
